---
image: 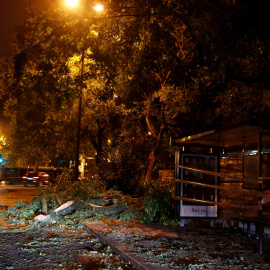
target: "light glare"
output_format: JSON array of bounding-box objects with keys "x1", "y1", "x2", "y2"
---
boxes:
[
  {"x1": 94, "y1": 4, "x2": 104, "y2": 11},
  {"x1": 66, "y1": 0, "x2": 79, "y2": 7}
]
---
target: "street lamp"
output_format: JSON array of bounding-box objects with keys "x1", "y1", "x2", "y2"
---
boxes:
[
  {"x1": 65, "y1": 0, "x2": 103, "y2": 181},
  {"x1": 66, "y1": 0, "x2": 104, "y2": 11},
  {"x1": 66, "y1": 0, "x2": 79, "y2": 7}
]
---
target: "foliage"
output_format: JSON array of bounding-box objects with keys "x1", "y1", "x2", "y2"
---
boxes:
[
  {"x1": 1, "y1": 200, "x2": 42, "y2": 220},
  {"x1": 141, "y1": 178, "x2": 178, "y2": 226},
  {"x1": 98, "y1": 141, "x2": 148, "y2": 195},
  {"x1": 94, "y1": 0, "x2": 268, "y2": 182},
  {"x1": 36, "y1": 173, "x2": 141, "y2": 223},
  {"x1": 39, "y1": 170, "x2": 107, "y2": 204},
  {"x1": 0, "y1": 188, "x2": 139, "y2": 229},
  {"x1": 1, "y1": 0, "x2": 269, "y2": 183},
  {"x1": 141, "y1": 190, "x2": 177, "y2": 226},
  {"x1": 0, "y1": 7, "x2": 119, "y2": 169},
  {"x1": 119, "y1": 207, "x2": 138, "y2": 221},
  {"x1": 215, "y1": 82, "x2": 264, "y2": 124}
]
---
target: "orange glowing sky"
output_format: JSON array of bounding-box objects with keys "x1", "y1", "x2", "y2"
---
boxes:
[{"x1": 0, "y1": 0, "x2": 25, "y2": 57}]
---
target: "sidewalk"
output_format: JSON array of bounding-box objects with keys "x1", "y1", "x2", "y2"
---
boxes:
[
  {"x1": 84, "y1": 220, "x2": 270, "y2": 270},
  {"x1": 1, "y1": 215, "x2": 270, "y2": 269},
  {"x1": 0, "y1": 218, "x2": 133, "y2": 270}
]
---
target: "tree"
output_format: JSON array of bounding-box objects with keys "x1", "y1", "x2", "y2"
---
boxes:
[
  {"x1": 90, "y1": 0, "x2": 212, "y2": 182},
  {"x1": 1, "y1": 0, "x2": 269, "y2": 185},
  {"x1": 1, "y1": 6, "x2": 124, "y2": 173},
  {"x1": 0, "y1": 9, "x2": 82, "y2": 167},
  {"x1": 91, "y1": 0, "x2": 270, "y2": 183}
]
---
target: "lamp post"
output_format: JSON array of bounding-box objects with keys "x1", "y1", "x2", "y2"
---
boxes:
[
  {"x1": 65, "y1": 0, "x2": 103, "y2": 180},
  {"x1": 74, "y1": 50, "x2": 84, "y2": 181}
]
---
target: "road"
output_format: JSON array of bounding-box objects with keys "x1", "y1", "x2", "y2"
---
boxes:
[{"x1": 0, "y1": 185, "x2": 40, "y2": 207}]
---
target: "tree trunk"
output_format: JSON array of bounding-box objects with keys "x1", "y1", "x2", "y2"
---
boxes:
[
  {"x1": 87, "y1": 121, "x2": 104, "y2": 167},
  {"x1": 34, "y1": 162, "x2": 39, "y2": 173},
  {"x1": 41, "y1": 197, "x2": 48, "y2": 215},
  {"x1": 144, "y1": 126, "x2": 166, "y2": 183},
  {"x1": 144, "y1": 121, "x2": 166, "y2": 184},
  {"x1": 95, "y1": 122, "x2": 104, "y2": 167},
  {"x1": 145, "y1": 149, "x2": 157, "y2": 183}
]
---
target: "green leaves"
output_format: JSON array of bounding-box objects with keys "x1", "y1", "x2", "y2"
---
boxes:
[
  {"x1": 2, "y1": 200, "x2": 42, "y2": 221},
  {"x1": 141, "y1": 189, "x2": 177, "y2": 226}
]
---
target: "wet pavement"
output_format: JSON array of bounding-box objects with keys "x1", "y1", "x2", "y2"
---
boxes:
[
  {"x1": 1, "y1": 216, "x2": 270, "y2": 270},
  {"x1": 84, "y1": 220, "x2": 270, "y2": 270},
  {"x1": 0, "y1": 219, "x2": 133, "y2": 270},
  {"x1": 0, "y1": 185, "x2": 40, "y2": 207}
]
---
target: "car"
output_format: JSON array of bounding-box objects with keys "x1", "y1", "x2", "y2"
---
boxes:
[{"x1": 22, "y1": 172, "x2": 51, "y2": 186}]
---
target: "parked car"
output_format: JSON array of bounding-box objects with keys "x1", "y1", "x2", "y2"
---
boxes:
[{"x1": 22, "y1": 172, "x2": 51, "y2": 186}]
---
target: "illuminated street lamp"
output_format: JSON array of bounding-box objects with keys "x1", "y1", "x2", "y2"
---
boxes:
[
  {"x1": 65, "y1": 0, "x2": 103, "y2": 181},
  {"x1": 66, "y1": 0, "x2": 104, "y2": 11},
  {"x1": 66, "y1": 0, "x2": 79, "y2": 7}
]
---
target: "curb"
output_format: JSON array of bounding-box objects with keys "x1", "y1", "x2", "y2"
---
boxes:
[{"x1": 83, "y1": 223, "x2": 169, "y2": 270}]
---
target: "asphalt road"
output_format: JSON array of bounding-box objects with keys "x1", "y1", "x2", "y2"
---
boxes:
[{"x1": 0, "y1": 185, "x2": 40, "y2": 207}]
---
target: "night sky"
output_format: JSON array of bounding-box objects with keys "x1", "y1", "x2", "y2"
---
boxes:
[
  {"x1": 0, "y1": 0, "x2": 25, "y2": 58},
  {"x1": 0, "y1": 0, "x2": 59, "y2": 58}
]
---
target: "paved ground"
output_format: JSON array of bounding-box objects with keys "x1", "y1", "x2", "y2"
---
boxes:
[
  {"x1": 0, "y1": 185, "x2": 40, "y2": 207},
  {"x1": 84, "y1": 220, "x2": 270, "y2": 270},
  {"x1": 4, "y1": 218, "x2": 270, "y2": 270},
  {"x1": 1, "y1": 216, "x2": 270, "y2": 270},
  {"x1": 0, "y1": 218, "x2": 133, "y2": 270}
]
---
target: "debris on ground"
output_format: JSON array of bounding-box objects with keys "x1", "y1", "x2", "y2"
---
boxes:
[
  {"x1": 0, "y1": 204, "x2": 8, "y2": 210},
  {"x1": 34, "y1": 214, "x2": 51, "y2": 222},
  {"x1": 90, "y1": 198, "x2": 111, "y2": 207},
  {"x1": 0, "y1": 219, "x2": 134, "y2": 270},
  {"x1": 1, "y1": 193, "x2": 270, "y2": 269},
  {"x1": 84, "y1": 219, "x2": 270, "y2": 270},
  {"x1": 54, "y1": 200, "x2": 83, "y2": 216},
  {"x1": 94, "y1": 202, "x2": 128, "y2": 215}
]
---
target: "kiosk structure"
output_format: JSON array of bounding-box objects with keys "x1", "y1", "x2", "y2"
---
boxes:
[
  {"x1": 175, "y1": 152, "x2": 219, "y2": 218},
  {"x1": 172, "y1": 116, "x2": 270, "y2": 254}
]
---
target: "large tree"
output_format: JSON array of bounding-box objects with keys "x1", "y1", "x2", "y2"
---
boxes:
[
  {"x1": 1, "y1": 0, "x2": 269, "y2": 184},
  {"x1": 1, "y1": 6, "x2": 120, "y2": 170},
  {"x1": 90, "y1": 0, "x2": 270, "y2": 182}
]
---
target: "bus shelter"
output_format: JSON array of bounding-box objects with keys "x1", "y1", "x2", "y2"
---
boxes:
[{"x1": 172, "y1": 118, "x2": 270, "y2": 254}]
